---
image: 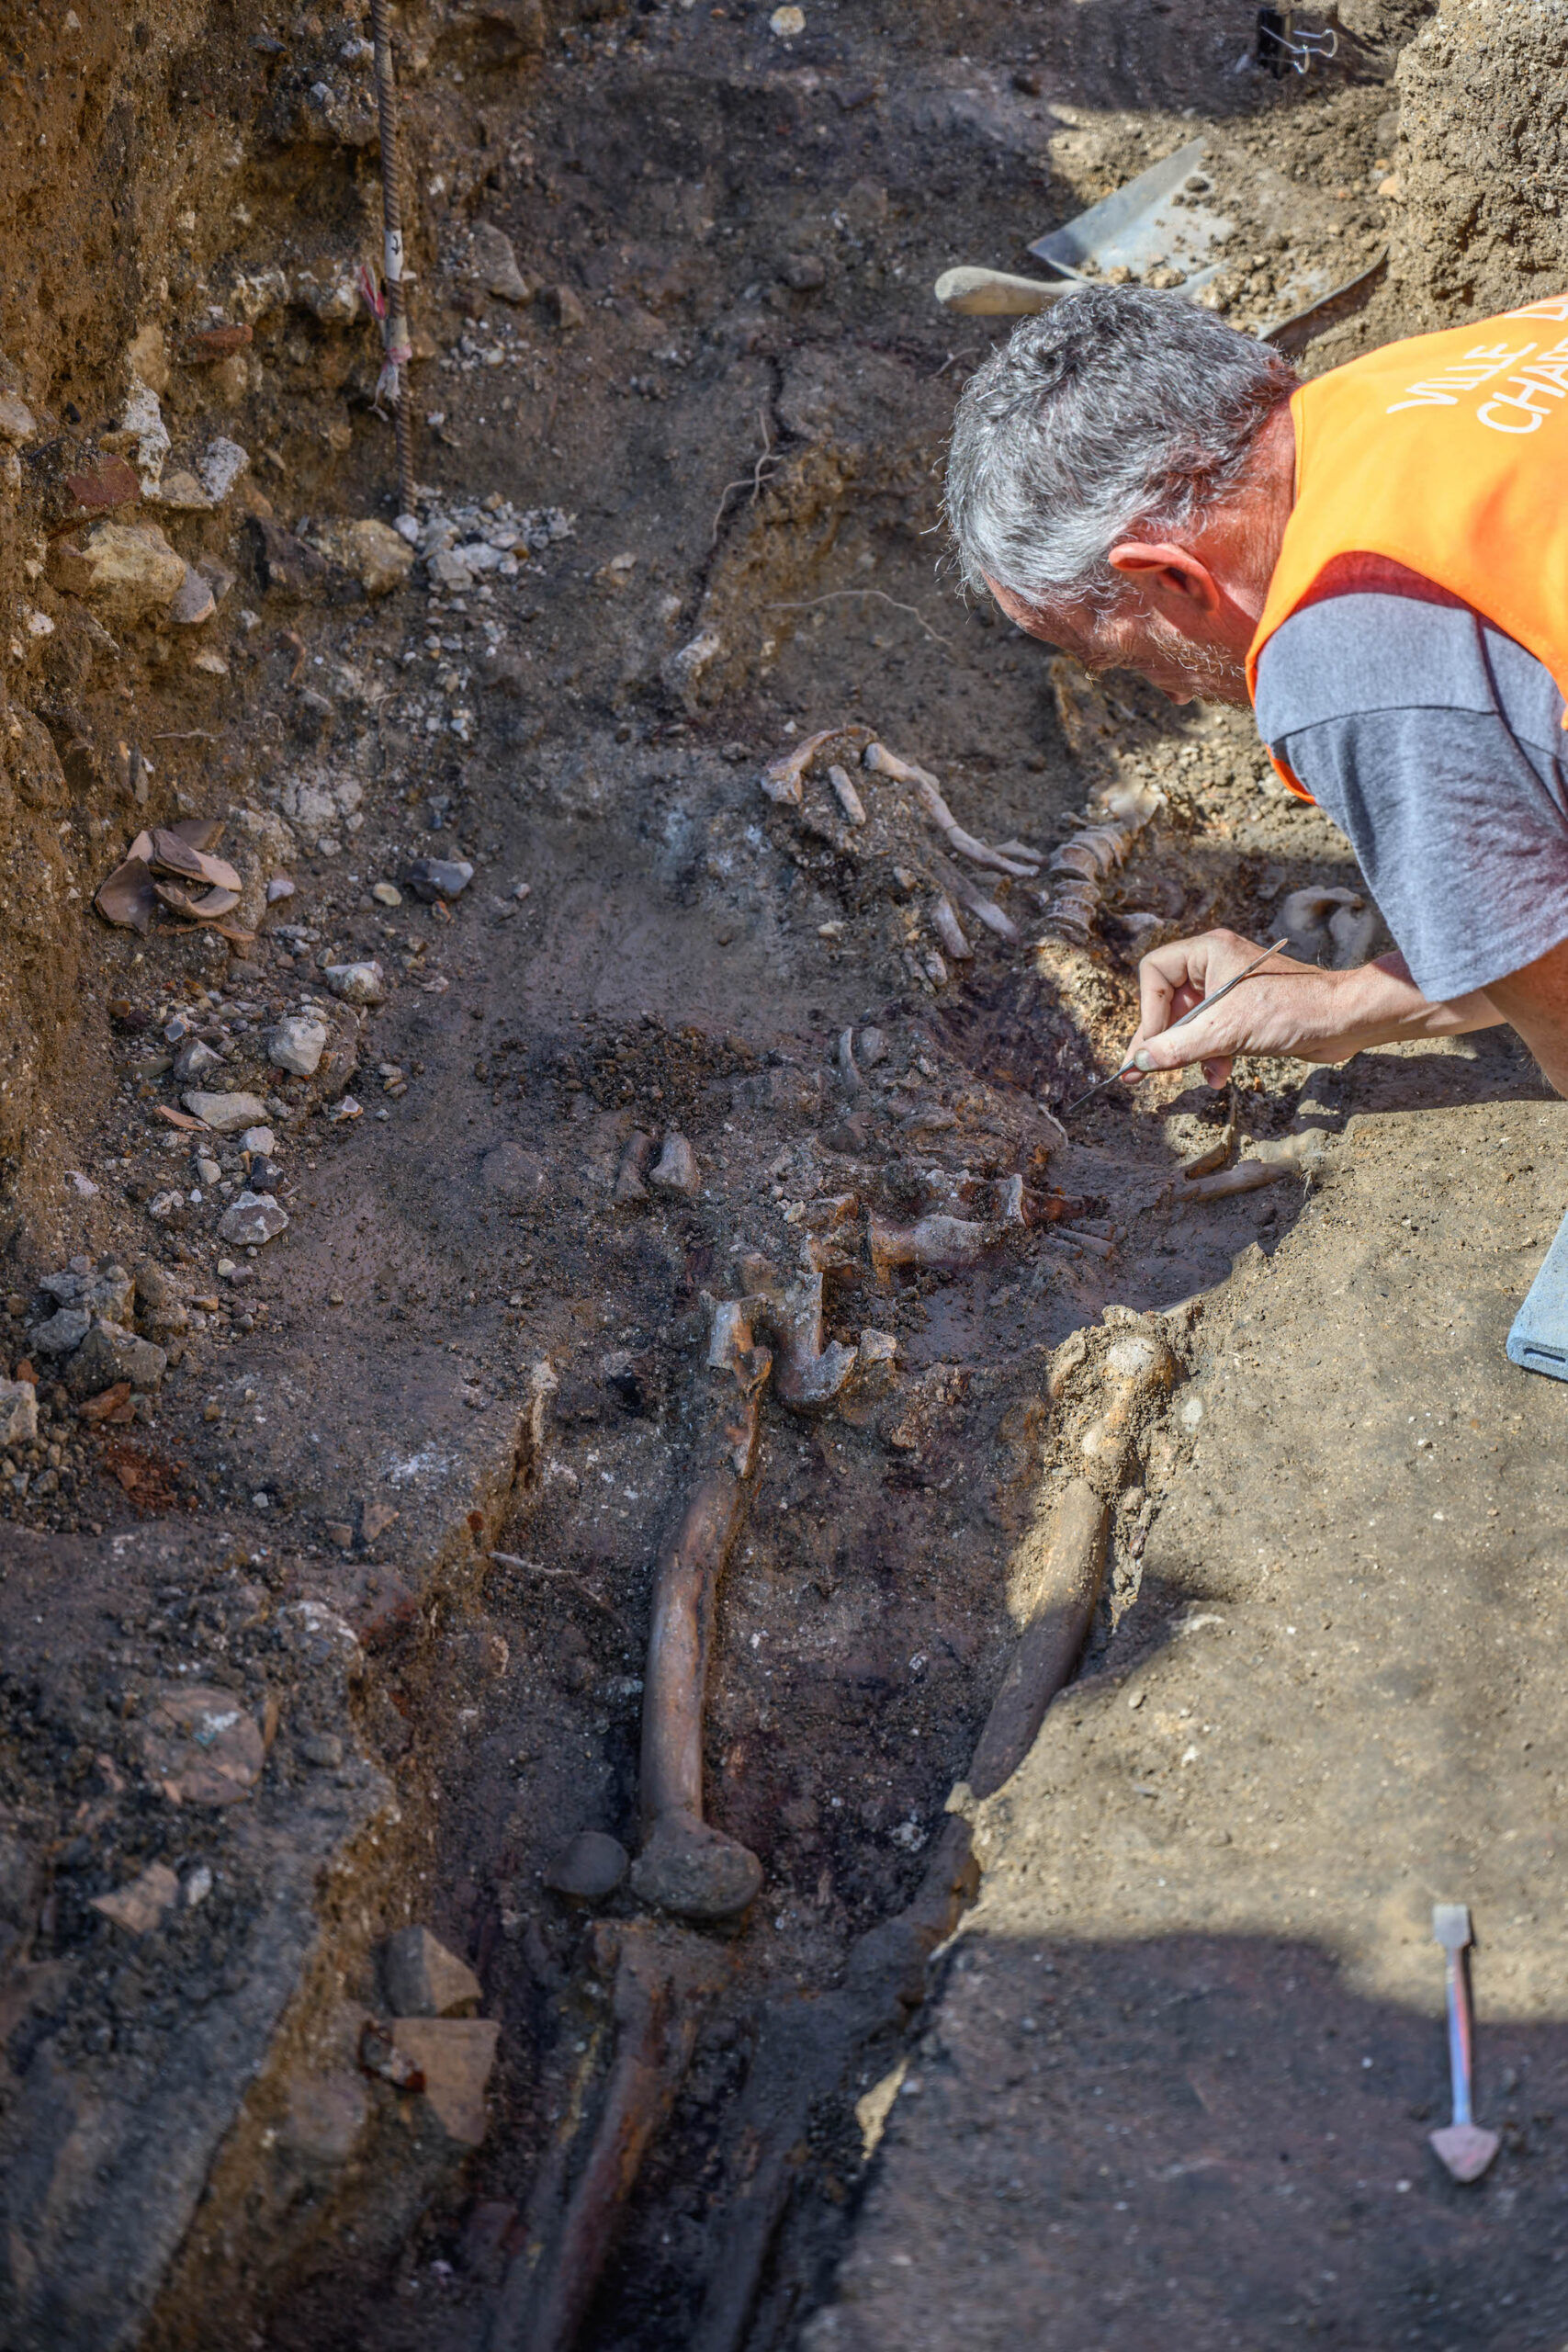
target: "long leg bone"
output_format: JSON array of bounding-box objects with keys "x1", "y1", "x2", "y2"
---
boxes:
[
  {"x1": 863, "y1": 741, "x2": 1041, "y2": 878},
  {"x1": 490, "y1": 1923, "x2": 725, "y2": 2352},
  {"x1": 969, "y1": 1327, "x2": 1175, "y2": 1797},
  {"x1": 631, "y1": 1299, "x2": 772, "y2": 1922},
  {"x1": 690, "y1": 1815, "x2": 979, "y2": 2352}
]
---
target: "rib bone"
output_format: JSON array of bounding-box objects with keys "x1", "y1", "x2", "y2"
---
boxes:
[
  {"x1": 630, "y1": 1298, "x2": 772, "y2": 1922},
  {"x1": 760, "y1": 723, "x2": 874, "y2": 808},
  {"x1": 863, "y1": 741, "x2": 1040, "y2": 877},
  {"x1": 930, "y1": 894, "x2": 973, "y2": 962}
]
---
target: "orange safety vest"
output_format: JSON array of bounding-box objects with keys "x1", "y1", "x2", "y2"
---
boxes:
[{"x1": 1247, "y1": 296, "x2": 1568, "y2": 799}]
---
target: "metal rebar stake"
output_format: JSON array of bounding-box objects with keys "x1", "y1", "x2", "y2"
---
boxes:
[{"x1": 369, "y1": 0, "x2": 416, "y2": 518}]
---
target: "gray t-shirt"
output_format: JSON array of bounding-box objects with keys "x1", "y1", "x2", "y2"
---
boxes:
[{"x1": 1253, "y1": 564, "x2": 1568, "y2": 1003}]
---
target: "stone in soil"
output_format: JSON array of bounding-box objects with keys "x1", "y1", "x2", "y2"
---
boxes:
[
  {"x1": 266, "y1": 1015, "x2": 327, "y2": 1076},
  {"x1": 649, "y1": 1129, "x2": 700, "y2": 1195},
  {"x1": 41, "y1": 1258, "x2": 134, "y2": 1321},
  {"x1": 89, "y1": 1860, "x2": 181, "y2": 1937},
  {"x1": 400, "y1": 857, "x2": 474, "y2": 903},
  {"x1": 173, "y1": 1036, "x2": 224, "y2": 1082},
  {"x1": 141, "y1": 1684, "x2": 267, "y2": 1805},
  {"x1": 217, "y1": 1190, "x2": 288, "y2": 1246},
  {"x1": 322, "y1": 960, "x2": 385, "y2": 1004},
  {"x1": 183, "y1": 1089, "x2": 270, "y2": 1133},
  {"x1": 63, "y1": 1319, "x2": 167, "y2": 1396},
  {"x1": 29, "y1": 1304, "x2": 92, "y2": 1355},
  {"x1": 381, "y1": 1924, "x2": 484, "y2": 2018},
  {"x1": 544, "y1": 1828, "x2": 629, "y2": 1902},
  {"x1": 388, "y1": 2018, "x2": 500, "y2": 2146},
  {"x1": 0, "y1": 1377, "x2": 38, "y2": 1447}
]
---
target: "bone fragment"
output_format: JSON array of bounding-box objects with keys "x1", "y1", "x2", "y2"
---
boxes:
[
  {"x1": 1078, "y1": 1330, "x2": 1177, "y2": 1464},
  {"x1": 614, "y1": 1130, "x2": 654, "y2": 1204},
  {"x1": 956, "y1": 885, "x2": 1020, "y2": 944},
  {"x1": 836, "y1": 1029, "x2": 862, "y2": 1093},
  {"x1": 632, "y1": 1298, "x2": 771, "y2": 1922},
  {"x1": 930, "y1": 893, "x2": 972, "y2": 962},
  {"x1": 1179, "y1": 1156, "x2": 1290, "y2": 1201},
  {"x1": 760, "y1": 723, "x2": 873, "y2": 808},
  {"x1": 863, "y1": 741, "x2": 1039, "y2": 877},
  {"x1": 1056, "y1": 1223, "x2": 1114, "y2": 1259},
  {"x1": 1180, "y1": 1091, "x2": 1237, "y2": 1180},
  {"x1": 741, "y1": 1250, "x2": 859, "y2": 1411},
  {"x1": 966, "y1": 1478, "x2": 1111, "y2": 1799},
  {"x1": 827, "y1": 763, "x2": 866, "y2": 827},
  {"x1": 491, "y1": 1921, "x2": 725, "y2": 2352},
  {"x1": 869, "y1": 1211, "x2": 1000, "y2": 1279},
  {"x1": 1280, "y1": 884, "x2": 1378, "y2": 970},
  {"x1": 934, "y1": 264, "x2": 1069, "y2": 316}
]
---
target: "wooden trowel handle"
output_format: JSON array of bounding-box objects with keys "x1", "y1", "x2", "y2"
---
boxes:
[{"x1": 934, "y1": 266, "x2": 1069, "y2": 315}]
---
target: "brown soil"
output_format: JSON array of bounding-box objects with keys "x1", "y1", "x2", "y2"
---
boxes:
[{"x1": 1, "y1": 3, "x2": 1565, "y2": 2350}]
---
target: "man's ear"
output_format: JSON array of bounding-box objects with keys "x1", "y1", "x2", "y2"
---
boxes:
[{"x1": 1107, "y1": 540, "x2": 1224, "y2": 616}]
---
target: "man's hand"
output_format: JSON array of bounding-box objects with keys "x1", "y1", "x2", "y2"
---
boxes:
[{"x1": 1124, "y1": 928, "x2": 1502, "y2": 1089}]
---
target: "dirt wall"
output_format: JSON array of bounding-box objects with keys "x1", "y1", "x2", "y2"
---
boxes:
[{"x1": 1393, "y1": 0, "x2": 1568, "y2": 323}]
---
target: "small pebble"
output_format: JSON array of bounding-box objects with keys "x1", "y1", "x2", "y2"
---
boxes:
[{"x1": 372, "y1": 882, "x2": 401, "y2": 908}]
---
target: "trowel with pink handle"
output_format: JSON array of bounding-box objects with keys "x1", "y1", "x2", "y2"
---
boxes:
[{"x1": 1428, "y1": 1904, "x2": 1500, "y2": 2184}]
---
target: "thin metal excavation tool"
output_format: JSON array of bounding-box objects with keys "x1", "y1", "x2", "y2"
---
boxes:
[
  {"x1": 1059, "y1": 938, "x2": 1291, "y2": 1118},
  {"x1": 1429, "y1": 1904, "x2": 1500, "y2": 2184}
]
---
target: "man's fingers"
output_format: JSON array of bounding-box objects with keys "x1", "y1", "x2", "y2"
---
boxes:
[{"x1": 1201, "y1": 1054, "x2": 1233, "y2": 1089}]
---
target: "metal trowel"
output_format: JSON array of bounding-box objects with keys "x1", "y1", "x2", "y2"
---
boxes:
[{"x1": 1428, "y1": 1904, "x2": 1500, "y2": 2184}]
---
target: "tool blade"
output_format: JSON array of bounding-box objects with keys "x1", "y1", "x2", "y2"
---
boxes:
[
  {"x1": 1428, "y1": 2120, "x2": 1500, "y2": 2183},
  {"x1": 1432, "y1": 1903, "x2": 1472, "y2": 1951}
]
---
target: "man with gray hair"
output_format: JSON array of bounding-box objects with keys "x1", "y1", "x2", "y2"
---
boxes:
[{"x1": 946, "y1": 284, "x2": 1568, "y2": 1099}]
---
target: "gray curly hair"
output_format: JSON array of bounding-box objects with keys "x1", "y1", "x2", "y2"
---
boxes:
[{"x1": 944, "y1": 285, "x2": 1298, "y2": 613}]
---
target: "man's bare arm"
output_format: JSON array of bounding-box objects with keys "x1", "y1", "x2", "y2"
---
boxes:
[
  {"x1": 1476, "y1": 937, "x2": 1568, "y2": 1097},
  {"x1": 1122, "y1": 929, "x2": 1506, "y2": 1091}
]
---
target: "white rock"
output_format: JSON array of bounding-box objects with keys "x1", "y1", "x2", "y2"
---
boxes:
[
  {"x1": 0, "y1": 1377, "x2": 38, "y2": 1447},
  {"x1": 183, "y1": 1089, "x2": 272, "y2": 1134},
  {"x1": 199, "y1": 436, "x2": 249, "y2": 502},
  {"x1": 218, "y1": 1191, "x2": 289, "y2": 1247},
  {"x1": 470, "y1": 220, "x2": 534, "y2": 305},
  {"x1": 167, "y1": 566, "x2": 217, "y2": 627},
  {"x1": 266, "y1": 876, "x2": 296, "y2": 903},
  {"x1": 323, "y1": 960, "x2": 385, "y2": 1005},
  {"x1": 0, "y1": 390, "x2": 38, "y2": 444},
  {"x1": 69, "y1": 520, "x2": 185, "y2": 625},
  {"x1": 267, "y1": 1016, "x2": 328, "y2": 1077},
  {"x1": 661, "y1": 628, "x2": 723, "y2": 708},
  {"x1": 238, "y1": 1126, "x2": 276, "y2": 1156}
]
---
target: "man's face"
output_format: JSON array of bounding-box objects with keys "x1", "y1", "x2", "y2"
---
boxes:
[{"x1": 987, "y1": 577, "x2": 1253, "y2": 708}]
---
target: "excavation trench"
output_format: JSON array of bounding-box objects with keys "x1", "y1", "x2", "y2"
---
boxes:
[{"x1": 4, "y1": 1, "x2": 1565, "y2": 2347}]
